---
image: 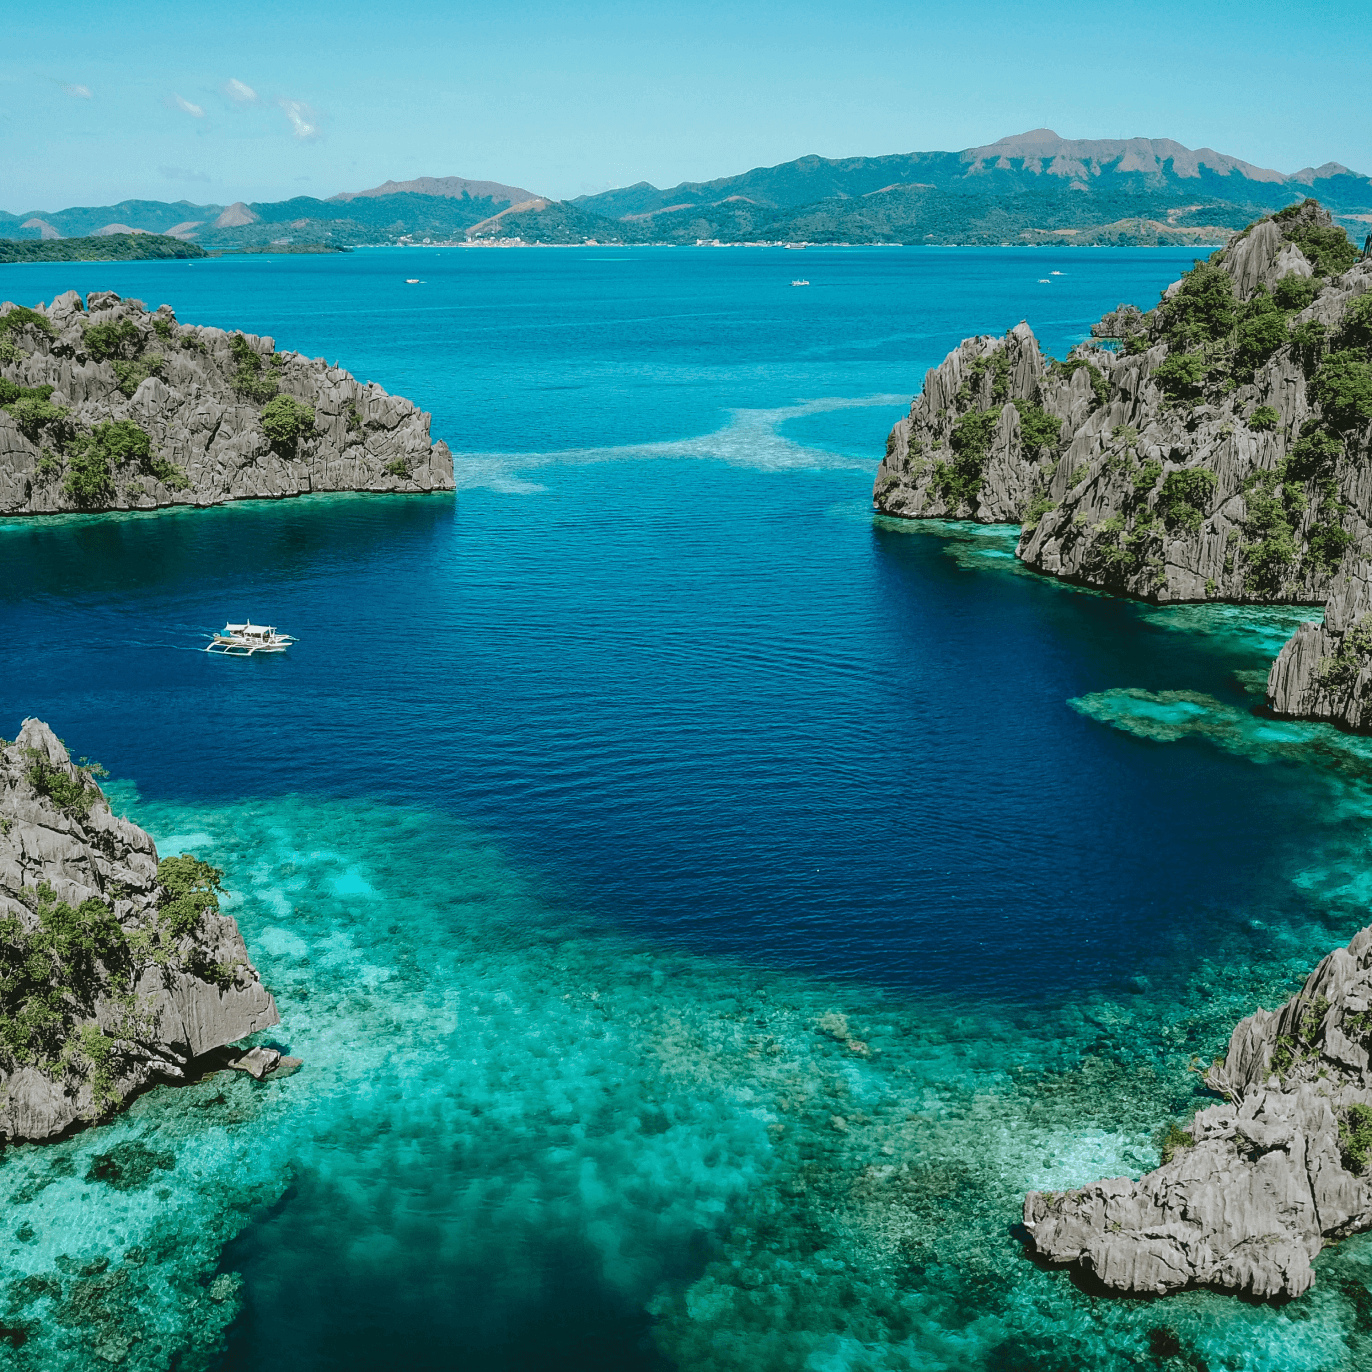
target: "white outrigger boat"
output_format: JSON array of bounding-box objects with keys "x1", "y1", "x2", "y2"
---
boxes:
[{"x1": 206, "y1": 622, "x2": 296, "y2": 655}]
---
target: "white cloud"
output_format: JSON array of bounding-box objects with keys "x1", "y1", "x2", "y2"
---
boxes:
[
  {"x1": 278, "y1": 98, "x2": 319, "y2": 140},
  {"x1": 171, "y1": 93, "x2": 205, "y2": 118},
  {"x1": 223, "y1": 78, "x2": 258, "y2": 104},
  {"x1": 160, "y1": 165, "x2": 211, "y2": 183},
  {"x1": 60, "y1": 82, "x2": 92, "y2": 99}
]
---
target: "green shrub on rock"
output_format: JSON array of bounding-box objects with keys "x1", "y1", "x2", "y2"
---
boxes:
[
  {"x1": 0, "y1": 305, "x2": 56, "y2": 339},
  {"x1": 1153, "y1": 352, "x2": 1208, "y2": 403},
  {"x1": 1307, "y1": 515, "x2": 1353, "y2": 573},
  {"x1": 0, "y1": 884, "x2": 129, "y2": 1071},
  {"x1": 1286, "y1": 425, "x2": 1342, "y2": 482},
  {"x1": 1234, "y1": 311, "x2": 1289, "y2": 377},
  {"x1": 1084, "y1": 516, "x2": 1156, "y2": 584},
  {"x1": 1248, "y1": 406, "x2": 1281, "y2": 432},
  {"x1": 6, "y1": 394, "x2": 73, "y2": 444},
  {"x1": 1020, "y1": 495, "x2": 1057, "y2": 532},
  {"x1": 1339, "y1": 294, "x2": 1372, "y2": 356},
  {"x1": 1133, "y1": 458, "x2": 1163, "y2": 494},
  {"x1": 1157, "y1": 468, "x2": 1216, "y2": 534},
  {"x1": 1011, "y1": 399, "x2": 1062, "y2": 454},
  {"x1": 956, "y1": 352, "x2": 1011, "y2": 408},
  {"x1": 110, "y1": 355, "x2": 163, "y2": 398},
  {"x1": 1311, "y1": 351, "x2": 1372, "y2": 432},
  {"x1": 60, "y1": 420, "x2": 171, "y2": 506},
  {"x1": 146, "y1": 456, "x2": 190, "y2": 490},
  {"x1": 1291, "y1": 319, "x2": 1329, "y2": 373},
  {"x1": 0, "y1": 378, "x2": 54, "y2": 408},
  {"x1": 83, "y1": 319, "x2": 142, "y2": 362},
  {"x1": 1281, "y1": 217, "x2": 1359, "y2": 278},
  {"x1": 62, "y1": 441, "x2": 114, "y2": 507},
  {"x1": 933, "y1": 408, "x2": 1000, "y2": 509},
  {"x1": 1048, "y1": 356, "x2": 1109, "y2": 408},
  {"x1": 92, "y1": 419, "x2": 151, "y2": 468},
  {"x1": 1161, "y1": 262, "x2": 1236, "y2": 349},
  {"x1": 1320, "y1": 617, "x2": 1372, "y2": 690},
  {"x1": 229, "y1": 334, "x2": 279, "y2": 403},
  {"x1": 259, "y1": 394, "x2": 316, "y2": 453},
  {"x1": 1272, "y1": 274, "x2": 1319, "y2": 312},
  {"x1": 1340, "y1": 1104, "x2": 1372, "y2": 1173},
  {"x1": 1157, "y1": 1122, "x2": 1196, "y2": 1165},
  {"x1": 155, "y1": 855, "x2": 224, "y2": 939},
  {"x1": 24, "y1": 754, "x2": 99, "y2": 818},
  {"x1": 1242, "y1": 469, "x2": 1300, "y2": 596}
]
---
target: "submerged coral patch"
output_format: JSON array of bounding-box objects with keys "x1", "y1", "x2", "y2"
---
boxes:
[
  {"x1": 1071, "y1": 687, "x2": 1372, "y2": 774},
  {"x1": 4, "y1": 789, "x2": 1372, "y2": 1369},
  {"x1": 84, "y1": 1141, "x2": 175, "y2": 1191}
]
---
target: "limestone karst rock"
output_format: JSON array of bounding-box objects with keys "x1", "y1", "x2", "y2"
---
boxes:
[
  {"x1": 0, "y1": 289, "x2": 455, "y2": 514},
  {"x1": 0, "y1": 718, "x2": 281, "y2": 1141},
  {"x1": 1023, "y1": 924, "x2": 1372, "y2": 1300},
  {"x1": 873, "y1": 199, "x2": 1372, "y2": 729}
]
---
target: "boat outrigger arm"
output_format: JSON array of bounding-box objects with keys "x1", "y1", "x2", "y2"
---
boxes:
[{"x1": 206, "y1": 622, "x2": 297, "y2": 655}]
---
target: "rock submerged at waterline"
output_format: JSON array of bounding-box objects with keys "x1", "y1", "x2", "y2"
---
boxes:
[
  {"x1": 0, "y1": 289, "x2": 455, "y2": 514},
  {"x1": 0, "y1": 718, "x2": 284, "y2": 1142},
  {"x1": 1023, "y1": 924, "x2": 1372, "y2": 1300},
  {"x1": 873, "y1": 198, "x2": 1372, "y2": 731}
]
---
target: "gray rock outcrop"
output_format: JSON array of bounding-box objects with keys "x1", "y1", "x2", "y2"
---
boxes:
[
  {"x1": 0, "y1": 289, "x2": 455, "y2": 514},
  {"x1": 1023, "y1": 924, "x2": 1372, "y2": 1300},
  {"x1": 873, "y1": 199, "x2": 1372, "y2": 729},
  {"x1": 0, "y1": 718, "x2": 280, "y2": 1141}
]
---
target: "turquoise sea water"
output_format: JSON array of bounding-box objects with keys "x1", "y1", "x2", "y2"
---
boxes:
[{"x1": 4, "y1": 246, "x2": 1372, "y2": 1369}]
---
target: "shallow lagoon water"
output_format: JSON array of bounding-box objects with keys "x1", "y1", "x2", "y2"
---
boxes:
[{"x1": 3, "y1": 247, "x2": 1372, "y2": 1368}]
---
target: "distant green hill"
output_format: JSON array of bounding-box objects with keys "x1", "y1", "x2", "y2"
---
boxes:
[
  {"x1": 570, "y1": 132, "x2": 1372, "y2": 247},
  {"x1": 0, "y1": 234, "x2": 208, "y2": 264},
  {"x1": 6, "y1": 132, "x2": 1371, "y2": 249}
]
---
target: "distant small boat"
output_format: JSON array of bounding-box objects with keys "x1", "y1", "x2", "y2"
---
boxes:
[
  {"x1": 791, "y1": 279, "x2": 810, "y2": 286},
  {"x1": 405, "y1": 278, "x2": 421, "y2": 283},
  {"x1": 1038, "y1": 278, "x2": 1051, "y2": 283},
  {"x1": 206, "y1": 622, "x2": 296, "y2": 655}
]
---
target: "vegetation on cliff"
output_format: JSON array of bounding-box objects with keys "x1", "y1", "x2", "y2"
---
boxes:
[
  {"x1": 2, "y1": 740, "x2": 236, "y2": 1116},
  {"x1": 0, "y1": 721, "x2": 281, "y2": 1138},
  {"x1": 872, "y1": 198, "x2": 1372, "y2": 730},
  {"x1": 0, "y1": 290, "x2": 455, "y2": 513}
]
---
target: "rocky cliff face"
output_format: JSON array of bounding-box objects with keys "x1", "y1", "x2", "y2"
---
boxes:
[
  {"x1": 0, "y1": 289, "x2": 455, "y2": 514},
  {"x1": 0, "y1": 718, "x2": 280, "y2": 1142},
  {"x1": 1023, "y1": 923, "x2": 1372, "y2": 1300},
  {"x1": 873, "y1": 199, "x2": 1372, "y2": 729}
]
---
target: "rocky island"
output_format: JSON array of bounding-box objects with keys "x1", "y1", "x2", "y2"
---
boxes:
[
  {"x1": 874, "y1": 199, "x2": 1372, "y2": 732},
  {"x1": 1025, "y1": 926, "x2": 1372, "y2": 1299},
  {"x1": 0, "y1": 718, "x2": 287, "y2": 1142},
  {"x1": 0, "y1": 290, "x2": 455, "y2": 514},
  {"x1": 872, "y1": 201, "x2": 1372, "y2": 1299}
]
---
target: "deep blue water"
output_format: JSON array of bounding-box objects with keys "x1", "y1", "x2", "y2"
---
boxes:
[{"x1": 5, "y1": 247, "x2": 1372, "y2": 1371}]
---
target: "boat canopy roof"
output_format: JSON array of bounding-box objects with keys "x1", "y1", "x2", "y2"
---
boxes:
[{"x1": 224, "y1": 622, "x2": 275, "y2": 634}]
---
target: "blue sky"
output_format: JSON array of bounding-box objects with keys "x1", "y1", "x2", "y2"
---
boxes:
[{"x1": 3, "y1": 0, "x2": 1369, "y2": 210}]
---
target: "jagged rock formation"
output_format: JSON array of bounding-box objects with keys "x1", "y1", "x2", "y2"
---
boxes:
[
  {"x1": 1023, "y1": 924, "x2": 1372, "y2": 1299},
  {"x1": 873, "y1": 199, "x2": 1372, "y2": 729},
  {"x1": 0, "y1": 289, "x2": 455, "y2": 514},
  {"x1": 0, "y1": 718, "x2": 281, "y2": 1141}
]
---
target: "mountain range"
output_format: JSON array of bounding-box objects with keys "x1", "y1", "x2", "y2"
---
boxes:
[{"x1": 5, "y1": 132, "x2": 1371, "y2": 250}]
